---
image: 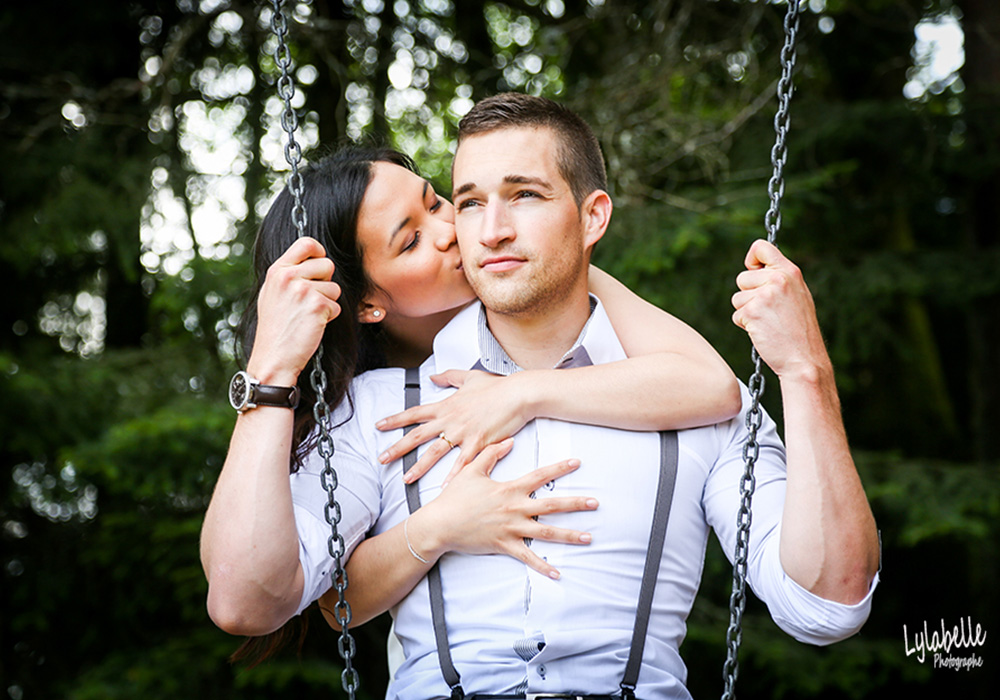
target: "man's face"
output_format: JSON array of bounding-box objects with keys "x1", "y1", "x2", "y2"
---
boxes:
[{"x1": 451, "y1": 126, "x2": 592, "y2": 317}]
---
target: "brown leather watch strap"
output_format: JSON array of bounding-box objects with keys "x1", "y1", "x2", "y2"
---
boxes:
[{"x1": 251, "y1": 383, "x2": 300, "y2": 409}]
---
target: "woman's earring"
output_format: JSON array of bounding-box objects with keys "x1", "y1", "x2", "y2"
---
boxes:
[{"x1": 372, "y1": 309, "x2": 382, "y2": 318}]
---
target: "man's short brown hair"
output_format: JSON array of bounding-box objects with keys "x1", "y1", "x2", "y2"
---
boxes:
[{"x1": 457, "y1": 92, "x2": 607, "y2": 207}]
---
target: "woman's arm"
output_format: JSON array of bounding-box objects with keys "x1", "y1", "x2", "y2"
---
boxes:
[
  {"x1": 377, "y1": 266, "x2": 741, "y2": 483},
  {"x1": 575, "y1": 265, "x2": 740, "y2": 426},
  {"x1": 320, "y1": 441, "x2": 598, "y2": 628}
]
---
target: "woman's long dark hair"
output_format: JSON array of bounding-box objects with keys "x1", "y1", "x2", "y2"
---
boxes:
[
  {"x1": 237, "y1": 145, "x2": 416, "y2": 468},
  {"x1": 230, "y1": 145, "x2": 416, "y2": 667}
]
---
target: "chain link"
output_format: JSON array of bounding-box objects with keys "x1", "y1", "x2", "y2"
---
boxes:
[
  {"x1": 721, "y1": 2, "x2": 799, "y2": 699},
  {"x1": 269, "y1": 1, "x2": 359, "y2": 697}
]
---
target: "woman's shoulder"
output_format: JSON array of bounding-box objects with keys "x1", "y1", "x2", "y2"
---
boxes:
[
  {"x1": 339, "y1": 367, "x2": 407, "y2": 424},
  {"x1": 351, "y1": 366, "x2": 406, "y2": 397}
]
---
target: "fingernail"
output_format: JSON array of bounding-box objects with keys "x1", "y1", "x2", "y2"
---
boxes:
[
  {"x1": 548, "y1": 570, "x2": 561, "y2": 580},
  {"x1": 376, "y1": 419, "x2": 386, "y2": 429},
  {"x1": 586, "y1": 499, "x2": 598, "y2": 509},
  {"x1": 379, "y1": 451, "x2": 390, "y2": 464},
  {"x1": 402, "y1": 470, "x2": 413, "y2": 483},
  {"x1": 580, "y1": 533, "x2": 592, "y2": 544},
  {"x1": 567, "y1": 459, "x2": 580, "y2": 468}
]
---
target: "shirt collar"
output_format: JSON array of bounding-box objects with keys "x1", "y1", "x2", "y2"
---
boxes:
[{"x1": 432, "y1": 295, "x2": 627, "y2": 375}]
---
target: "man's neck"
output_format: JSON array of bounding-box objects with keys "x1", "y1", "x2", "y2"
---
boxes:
[{"x1": 484, "y1": 291, "x2": 592, "y2": 370}]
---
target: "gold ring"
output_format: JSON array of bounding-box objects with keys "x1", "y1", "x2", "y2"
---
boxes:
[{"x1": 439, "y1": 432, "x2": 456, "y2": 450}]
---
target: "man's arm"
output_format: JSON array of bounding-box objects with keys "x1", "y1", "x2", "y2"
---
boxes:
[
  {"x1": 732, "y1": 240, "x2": 879, "y2": 604},
  {"x1": 200, "y1": 404, "x2": 305, "y2": 635},
  {"x1": 200, "y1": 237, "x2": 341, "y2": 635}
]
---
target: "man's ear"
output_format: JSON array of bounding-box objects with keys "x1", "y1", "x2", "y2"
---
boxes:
[
  {"x1": 357, "y1": 301, "x2": 386, "y2": 324},
  {"x1": 581, "y1": 189, "x2": 612, "y2": 250}
]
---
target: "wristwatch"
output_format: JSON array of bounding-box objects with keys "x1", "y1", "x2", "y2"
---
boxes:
[{"x1": 228, "y1": 370, "x2": 300, "y2": 412}]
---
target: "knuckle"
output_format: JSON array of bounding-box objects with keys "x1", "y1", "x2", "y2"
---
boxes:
[
  {"x1": 539, "y1": 499, "x2": 559, "y2": 514},
  {"x1": 268, "y1": 264, "x2": 292, "y2": 287}
]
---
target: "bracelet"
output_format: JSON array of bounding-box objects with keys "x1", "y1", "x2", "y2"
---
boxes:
[{"x1": 404, "y1": 517, "x2": 430, "y2": 564}]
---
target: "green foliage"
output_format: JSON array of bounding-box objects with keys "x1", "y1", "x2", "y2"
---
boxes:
[
  {"x1": 860, "y1": 453, "x2": 1000, "y2": 545},
  {"x1": 2, "y1": 0, "x2": 998, "y2": 698}
]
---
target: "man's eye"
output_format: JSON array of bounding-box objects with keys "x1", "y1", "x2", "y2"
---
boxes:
[{"x1": 456, "y1": 200, "x2": 478, "y2": 211}]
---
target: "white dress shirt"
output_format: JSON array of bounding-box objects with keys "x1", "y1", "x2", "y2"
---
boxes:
[{"x1": 290, "y1": 300, "x2": 877, "y2": 700}]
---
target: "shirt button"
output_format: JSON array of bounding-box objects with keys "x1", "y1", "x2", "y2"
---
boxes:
[{"x1": 538, "y1": 665, "x2": 546, "y2": 679}]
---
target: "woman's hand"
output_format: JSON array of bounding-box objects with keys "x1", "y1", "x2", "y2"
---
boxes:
[
  {"x1": 407, "y1": 439, "x2": 598, "y2": 580},
  {"x1": 248, "y1": 237, "x2": 342, "y2": 384},
  {"x1": 376, "y1": 370, "x2": 536, "y2": 484}
]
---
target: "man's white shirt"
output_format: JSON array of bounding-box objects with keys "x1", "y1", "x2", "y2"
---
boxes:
[{"x1": 289, "y1": 300, "x2": 877, "y2": 700}]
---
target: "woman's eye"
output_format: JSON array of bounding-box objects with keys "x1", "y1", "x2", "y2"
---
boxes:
[
  {"x1": 430, "y1": 198, "x2": 443, "y2": 213},
  {"x1": 403, "y1": 232, "x2": 421, "y2": 252}
]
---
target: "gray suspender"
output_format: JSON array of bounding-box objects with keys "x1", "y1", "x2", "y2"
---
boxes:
[
  {"x1": 400, "y1": 366, "x2": 679, "y2": 700},
  {"x1": 403, "y1": 368, "x2": 464, "y2": 698},
  {"x1": 620, "y1": 429, "x2": 678, "y2": 700}
]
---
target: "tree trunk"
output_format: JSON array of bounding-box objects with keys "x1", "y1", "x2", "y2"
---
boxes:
[
  {"x1": 310, "y1": 0, "x2": 352, "y2": 145},
  {"x1": 454, "y1": 0, "x2": 497, "y2": 100},
  {"x1": 959, "y1": 0, "x2": 1000, "y2": 462}
]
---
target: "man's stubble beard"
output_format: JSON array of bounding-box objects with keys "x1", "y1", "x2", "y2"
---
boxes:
[{"x1": 468, "y1": 244, "x2": 587, "y2": 318}]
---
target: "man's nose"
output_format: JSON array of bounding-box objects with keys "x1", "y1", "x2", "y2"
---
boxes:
[{"x1": 479, "y1": 200, "x2": 516, "y2": 248}]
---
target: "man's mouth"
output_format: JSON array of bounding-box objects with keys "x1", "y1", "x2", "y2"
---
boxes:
[{"x1": 479, "y1": 255, "x2": 525, "y2": 272}]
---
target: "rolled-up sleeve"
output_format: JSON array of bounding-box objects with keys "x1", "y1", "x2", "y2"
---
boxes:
[
  {"x1": 705, "y1": 385, "x2": 877, "y2": 645},
  {"x1": 289, "y1": 393, "x2": 382, "y2": 616},
  {"x1": 761, "y1": 567, "x2": 878, "y2": 645}
]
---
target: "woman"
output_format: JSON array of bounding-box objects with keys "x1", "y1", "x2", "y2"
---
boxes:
[{"x1": 200, "y1": 146, "x2": 740, "y2": 644}]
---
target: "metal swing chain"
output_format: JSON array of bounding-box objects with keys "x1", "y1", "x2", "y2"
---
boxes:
[
  {"x1": 269, "y1": 1, "x2": 360, "y2": 696},
  {"x1": 720, "y1": 2, "x2": 800, "y2": 699}
]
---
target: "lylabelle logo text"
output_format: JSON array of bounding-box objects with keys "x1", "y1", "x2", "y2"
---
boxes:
[{"x1": 903, "y1": 617, "x2": 987, "y2": 671}]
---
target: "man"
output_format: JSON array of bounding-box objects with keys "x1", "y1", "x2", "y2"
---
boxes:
[{"x1": 290, "y1": 93, "x2": 880, "y2": 699}]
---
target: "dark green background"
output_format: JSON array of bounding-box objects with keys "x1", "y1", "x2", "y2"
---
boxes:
[{"x1": 1, "y1": 1, "x2": 996, "y2": 698}]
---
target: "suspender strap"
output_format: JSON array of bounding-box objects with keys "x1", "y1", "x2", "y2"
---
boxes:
[
  {"x1": 402, "y1": 367, "x2": 422, "y2": 515},
  {"x1": 620, "y1": 430, "x2": 679, "y2": 699},
  {"x1": 402, "y1": 367, "x2": 464, "y2": 697}
]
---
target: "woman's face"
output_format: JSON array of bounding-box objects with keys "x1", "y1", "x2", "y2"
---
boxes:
[{"x1": 356, "y1": 162, "x2": 475, "y2": 322}]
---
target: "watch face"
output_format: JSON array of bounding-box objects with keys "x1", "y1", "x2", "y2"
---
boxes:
[{"x1": 229, "y1": 372, "x2": 249, "y2": 411}]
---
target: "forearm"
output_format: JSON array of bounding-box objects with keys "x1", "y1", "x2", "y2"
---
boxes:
[
  {"x1": 329, "y1": 445, "x2": 594, "y2": 628},
  {"x1": 200, "y1": 404, "x2": 304, "y2": 635},
  {"x1": 777, "y1": 364, "x2": 880, "y2": 604},
  {"x1": 522, "y1": 353, "x2": 741, "y2": 431},
  {"x1": 588, "y1": 265, "x2": 740, "y2": 426},
  {"x1": 333, "y1": 508, "x2": 442, "y2": 628}
]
